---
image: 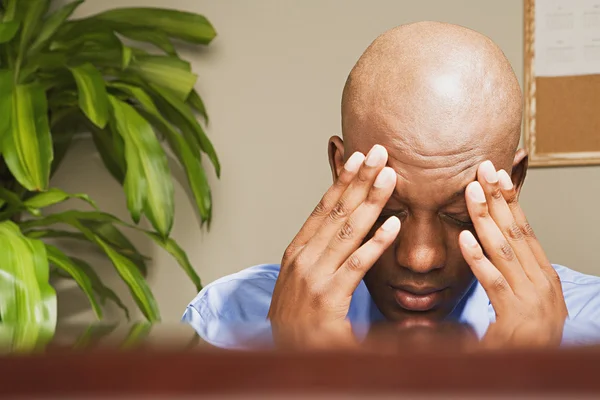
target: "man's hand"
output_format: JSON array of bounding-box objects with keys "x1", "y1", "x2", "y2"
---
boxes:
[
  {"x1": 267, "y1": 145, "x2": 400, "y2": 326},
  {"x1": 459, "y1": 161, "x2": 568, "y2": 348}
]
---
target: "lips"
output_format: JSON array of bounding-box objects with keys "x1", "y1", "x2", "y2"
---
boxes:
[{"x1": 391, "y1": 285, "x2": 446, "y2": 312}]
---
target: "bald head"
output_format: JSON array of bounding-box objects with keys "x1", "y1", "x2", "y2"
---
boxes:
[
  {"x1": 327, "y1": 22, "x2": 527, "y2": 324},
  {"x1": 341, "y1": 21, "x2": 522, "y2": 164}
]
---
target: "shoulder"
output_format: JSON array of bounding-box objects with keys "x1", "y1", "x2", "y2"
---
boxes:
[
  {"x1": 181, "y1": 263, "x2": 281, "y2": 348},
  {"x1": 181, "y1": 264, "x2": 281, "y2": 348},
  {"x1": 554, "y1": 264, "x2": 600, "y2": 320},
  {"x1": 183, "y1": 263, "x2": 281, "y2": 324}
]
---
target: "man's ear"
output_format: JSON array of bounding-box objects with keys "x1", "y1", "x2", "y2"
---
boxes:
[
  {"x1": 511, "y1": 148, "x2": 529, "y2": 198},
  {"x1": 328, "y1": 136, "x2": 345, "y2": 182}
]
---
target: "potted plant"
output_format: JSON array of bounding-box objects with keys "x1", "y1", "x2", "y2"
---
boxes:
[{"x1": 0, "y1": 0, "x2": 219, "y2": 348}]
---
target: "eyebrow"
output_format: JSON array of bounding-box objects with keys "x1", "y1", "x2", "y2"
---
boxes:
[
  {"x1": 446, "y1": 187, "x2": 467, "y2": 204},
  {"x1": 388, "y1": 187, "x2": 468, "y2": 207}
]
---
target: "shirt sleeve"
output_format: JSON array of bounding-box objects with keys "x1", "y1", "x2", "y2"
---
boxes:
[{"x1": 561, "y1": 279, "x2": 600, "y2": 346}]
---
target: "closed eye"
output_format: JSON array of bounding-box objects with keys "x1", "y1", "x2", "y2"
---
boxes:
[
  {"x1": 378, "y1": 210, "x2": 408, "y2": 222},
  {"x1": 442, "y1": 213, "x2": 473, "y2": 227}
]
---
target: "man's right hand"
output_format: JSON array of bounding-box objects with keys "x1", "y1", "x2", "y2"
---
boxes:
[{"x1": 267, "y1": 145, "x2": 400, "y2": 325}]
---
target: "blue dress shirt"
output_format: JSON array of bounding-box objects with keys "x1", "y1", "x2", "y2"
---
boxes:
[{"x1": 182, "y1": 263, "x2": 600, "y2": 349}]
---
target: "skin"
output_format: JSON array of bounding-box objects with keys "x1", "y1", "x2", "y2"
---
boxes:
[{"x1": 267, "y1": 22, "x2": 567, "y2": 348}]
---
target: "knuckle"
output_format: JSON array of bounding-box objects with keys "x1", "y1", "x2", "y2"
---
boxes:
[
  {"x1": 505, "y1": 191, "x2": 519, "y2": 205},
  {"x1": 337, "y1": 221, "x2": 355, "y2": 241},
  {"x1": 311, "y1": 199, "x2": 328, "y2": 218},
  {"x1": 329, "y1": 200, "x2": 349, "y2": 221},
  {"x1": 490, "y1": 187, "x2": 503, "y2": 200},
  {"x1": 496, "y1": 240, "x2": 516, "y2": 262},
  {"x1": 294, "y1": 251, "x2": 314, "y2": 269},
  {"x1": 520, "y1": 222, "x2": 536, "y2": 239},
  {"x1": 310, "y1": 282, "x2": 333, "y2": 309},
  {"x1": 346, "y1": 254, "x2": 363, "y2": 272},
  {"x1": 282, "y1": 245, "x2": 296, "y2": 263},
  {"x1": 546, "y1": 268, "x2": 562, "y2": 286},
  {"x1": 356, "y1": 168, "x2": 370, "y2": 183},
  {"x1": 541, "y1": 279, "x2": 555, "y2": 298},
  {"x1": 474, "y1": 205, "x2": 489, "y2": 219},
  {"x1": 311, "y1": 289, "x2": 326, "y2": 309},
  {"x1": 505, "y1": 222, "x2": 524, "y2": 241},
  {"x1": 335, "y1": 172, "x2": 352, "y2": 187},
  {"x1": 492, "y1": 275, "x2": 509, "y2": 293}
]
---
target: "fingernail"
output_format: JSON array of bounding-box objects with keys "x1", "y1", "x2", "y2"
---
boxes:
[
  {"x1": 461, "y1": 230, "x2": 478, "y2": 248},
  {"x1": 498, "y1": 169, "x2": 513, "y2": 190},
  {"x1": 373, "y1": 167, "x2": 396, "y2": 188},
  {"x1": 381, "y1": 216, "x2": 400, "y2": 232},
  {"x1": 365, "y1": 145, "x2": 386, "y2": 167},
  {"x1": 468, "y1": 182, "x2": 486, "y2": 203},
  {"x1": 344, "y1": 152, "x2": 365, "y2": 173},
  {"x1": 480, "y1": 161, "x2": 498, "y2": 184}
]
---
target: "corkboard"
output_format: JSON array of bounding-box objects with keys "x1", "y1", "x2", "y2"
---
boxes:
[{"x1": 524, "y1": 0, "x2": 600, "y2": 167}]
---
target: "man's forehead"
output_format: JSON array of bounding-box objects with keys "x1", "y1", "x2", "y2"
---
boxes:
[{"x1": 386, "y1": 154, "x2": 479, "y2": 208}]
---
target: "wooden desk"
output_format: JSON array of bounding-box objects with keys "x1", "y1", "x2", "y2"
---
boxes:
[{"x1": 1, "y1": 323, "x2": 599, "y2": 399}]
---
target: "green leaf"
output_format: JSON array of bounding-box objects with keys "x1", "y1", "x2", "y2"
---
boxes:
[
  {"x1": 18, "y1": 0, "x2": 49, "y2": 57},
  {"x1": 94, "y1": 8, "x2": 217, "y2": 45},
  {"x1": 0, "y1": 70, "x2": 13, "y2": 158},
  {"x1": 109, "y1": 95, "x2": 174, "y2": 237},
  {"x1": 24, "y1": 187, "x2": 98, "y2": 213},
  {"x1": 121, "y1": 45, "x2": 132, "y2": 70},
  {"x1": 26, "y1": 224, "x2": 148, "y2": 278},
  {"x1": 153, "y1": 84, "x2": 220, "y2": 177},
  {"x1": 118, "y1": 29, "x2": 177, "y2": 56},
  {"x1": 109, "y1": 81, "x2": 158, "y2": 112},
  {"x1": 0, "y1": 221, "x2": 56, "y2": 349},
  {"x1": 83, "y1": 221, "x2": 148, "y2": 276},
  {"x1": 25, "y1": 228, "x2": 87, "y2": 241},
  {"x1": 187, "y1": 89, "x2": 209, "y2": 124},
  {"x1": 69, "y1": 63, "x2": 109, "y2": 128},
  {"x1": 25, "y1": 52, "x2": 68, "y2": 75},
  {"x1": 45, "y1": 244, "x2": 103, "y2": 320},
  {"x1": 112, "y1": 82, "x2": 212, "y2": 224},
  {"x1": 34, "y1": 216, "x2": 158, "y2": 321},
  {"x1": 0, "y1": 188, "x2": 23, "y2": 222},
  {"x1": 0, "y1": 323, "x2": 54, "y2": 353},
  {"x1": 88, "y1": 123, "x2": 125, "y2": 184},
  {"x1": 70, "y1": 48, "x2": 123, "y2": 73},
  {"x1": 20, "y1": 210, "x2": 126, "y2": 231},
  {"x1": 140, "y1": 107, "x2": 211, "y2": 224},
  {"x1": 70, "y1": 257, "x2": 130, "y2": 321},
  {"x1": 2, "y1": 0, "x2": 17, "y2": 22},
  {"x1": 94, "y1": 235, "x2": 160, "y2": 321},
  {"x1": 28, "y1": 0, "x2": 84, "y2": 55},
  {"x1": 0, "y1": 187, "x2": 23, "y2": 209},
  {"x1": 21, "y1": 209, "x2": 200, "y2": 297},
  {"x1": 51, "y1": 29, "x2": 120, "y2": 52},
  {"x1": 130, "y1": 55, "x2": 196, "y2": 100},
  {"x1": 0, "y1": 20, "x2": 18, "y2": 43},
  {"x1": 3, "y1": 80, "x2": 53, "y2": 191},
  {"x1": 20, "y1": 210, "x2": 148, "y2": 275},
  {"x1": 147, "y1": 232, "x2": 202, "y2": 291},
  {"x1": 50, "y1": 125, "x2": 76, "y2": 177}
]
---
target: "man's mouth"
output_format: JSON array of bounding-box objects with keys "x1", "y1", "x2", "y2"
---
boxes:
[{"x1": 390, "y1": 284, "x2": 447, "y2": 312}]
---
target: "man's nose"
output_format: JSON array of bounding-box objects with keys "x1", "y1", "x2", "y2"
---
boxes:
[{"x1": 394, "y1": 217, "x2": 446, "y2": 274}]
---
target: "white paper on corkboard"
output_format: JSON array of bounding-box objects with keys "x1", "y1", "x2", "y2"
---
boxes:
[{"x1": 535, "y1": 0, "x2": 600, "y2": 77}]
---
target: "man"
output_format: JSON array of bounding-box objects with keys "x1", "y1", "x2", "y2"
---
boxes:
[{"x1": 182, "y1": 22, "x2": 600, "y2": 348}]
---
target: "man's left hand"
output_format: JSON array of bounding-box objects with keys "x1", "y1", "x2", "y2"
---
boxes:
[{"x1": 459, "y1": 161, "x2": 568, "y2": 348}]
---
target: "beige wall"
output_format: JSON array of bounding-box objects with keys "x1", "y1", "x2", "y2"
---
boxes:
[{"x1": 51, "y1": 0, "x2": 600, "y2": 323}]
